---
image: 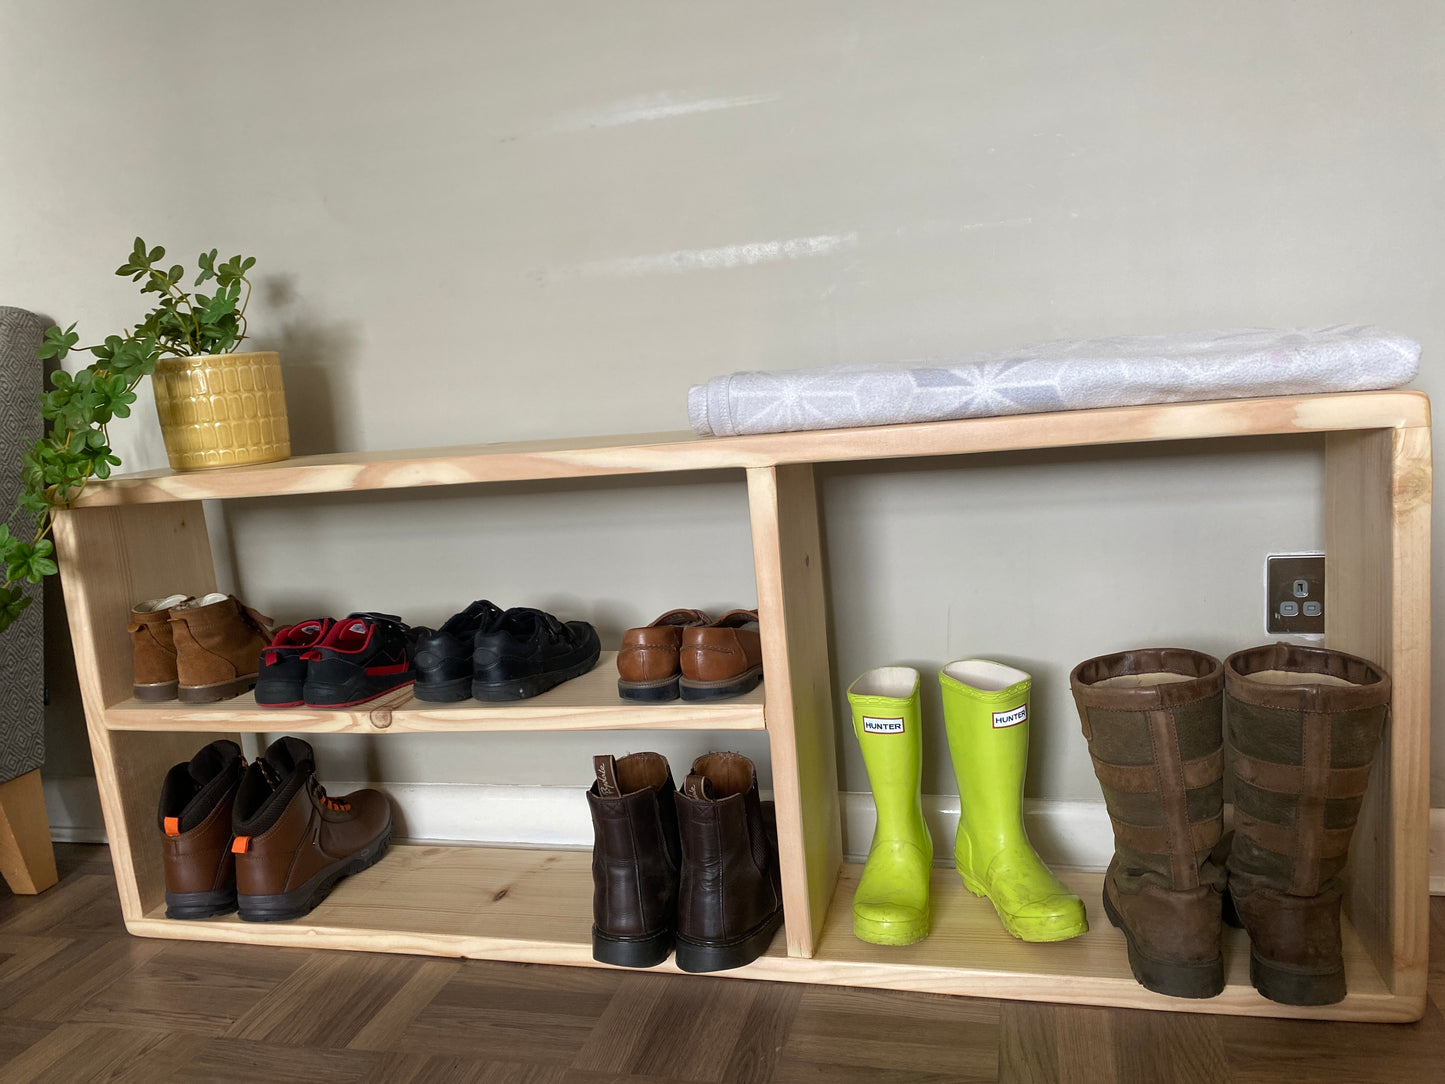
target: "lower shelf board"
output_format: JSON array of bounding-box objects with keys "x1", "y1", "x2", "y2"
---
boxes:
[{"x1": 128, "y1": 843, "x2": 1411, "y2": 1021}]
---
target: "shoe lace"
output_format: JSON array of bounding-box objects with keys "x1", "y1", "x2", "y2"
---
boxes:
[{"x1": 311, "y1": 781, "x2": 351, "y2": 812}]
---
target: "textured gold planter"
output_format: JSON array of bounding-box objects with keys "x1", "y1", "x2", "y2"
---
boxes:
[{"x1": 151, "y1": 350, "x2": 291, "y2": 471}]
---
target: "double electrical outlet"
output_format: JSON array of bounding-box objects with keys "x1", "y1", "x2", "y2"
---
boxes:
[{"x1": 1265, "y1": 552, "x2": 1325, "y2": 635}]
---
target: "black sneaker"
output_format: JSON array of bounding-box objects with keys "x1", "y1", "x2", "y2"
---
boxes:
[
  {"x1": 412, "y1": 599, "x2": 504, "y2": 702},
  {"x1": 302, "y1": 613, "x2": 416, "y2": 707},
  {"x1": 255, "y1": 618, "x2": 335, "y2": 707},
  {"x1": 471, "y1": 607, "x2": 601, "y2": 701}
]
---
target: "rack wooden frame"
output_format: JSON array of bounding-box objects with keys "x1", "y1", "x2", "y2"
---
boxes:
[{"x1": 53, "y1": 390, "x2": 1432, "y2": 1021}]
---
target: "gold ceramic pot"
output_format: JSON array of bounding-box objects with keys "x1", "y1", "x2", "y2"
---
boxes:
[{"x1": 151, "y1": 350, "x2": 291, "y2": 471}]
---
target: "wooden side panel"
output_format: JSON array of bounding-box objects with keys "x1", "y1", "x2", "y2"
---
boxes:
[
  {"x1": 747, "y1": 464, "x2": 841, "y2": 957},
  {"x1": 50, "y1": 503, "x2": 235, "y2": 919},
  {"x1": 1324, "y1": 425, "x2": 1432, "y2": 1005}
]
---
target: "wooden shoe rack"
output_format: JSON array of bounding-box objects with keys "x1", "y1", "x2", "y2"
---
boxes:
[{"x1": 54, "y1": 390, "x2": 1432, "y2": 1021}]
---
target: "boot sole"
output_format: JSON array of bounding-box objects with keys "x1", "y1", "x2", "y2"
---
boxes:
[
  {"x1": 617, "y1": 676, "x2": 681, "y2": 702},
  {"x1": 1249, "y1": 948, "x2": 1346, "y2": 1006},
  {"x1": 1102, "y1": 887, "x2": 1224, "y2": 999},
  {"x1": 674, "y1": 907, "x2": 783, "y2": 973},
  {"x1": 165, "y1": 886, "x2": 238, "y2": 920},
  {"x1": 471, "y1": 650, "x2": 600, "y2": 701},
  {"x1": 957, "y1": 869, "x2": 1088, "y2": 943},
  {"x1": 592, "y1": 926, "x2": 674, "y2": 968},
  {"x1": 134, "y1": 680, "x2": 178, "y2": 701},
  {"x1": 304, "y1": 679, "x2": 414, "y2": 708},
  {"x1": 678, "y1": 666, "x2": 763, "y2": 701},
  {"x1": 853, "y1": 907, "x2": 931, "y2": 946},
  {"x1": 237, "y1": 824, "x2": 393, "y2": 922},
  {"x1": 177, "y1": 673, "x2": 258, "y2": 703}
]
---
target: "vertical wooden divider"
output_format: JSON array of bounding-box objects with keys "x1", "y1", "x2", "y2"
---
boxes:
[
  {"x1": 747, "y1": 464, "x2": 841, "y2": 957},
  {"x1": 1324, "y1": 424, "x2": 1432, "y2": 1006},
  {"x1": 51, "y1": 501, "x2": 239, "y2": 921}
]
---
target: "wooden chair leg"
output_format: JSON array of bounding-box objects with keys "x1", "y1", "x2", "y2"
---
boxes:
[{"x1": 0, "y1": 768, "x2": 59, "y2": 894}]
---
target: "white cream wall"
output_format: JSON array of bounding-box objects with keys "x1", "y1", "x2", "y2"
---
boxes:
[{"x1": 2, "y1": 2, "x2": 1441, "y2": 818}]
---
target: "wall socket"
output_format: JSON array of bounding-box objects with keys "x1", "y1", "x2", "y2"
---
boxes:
[{"x1": 1265, "y1": 552, "x2": 1325, "y2": 635}]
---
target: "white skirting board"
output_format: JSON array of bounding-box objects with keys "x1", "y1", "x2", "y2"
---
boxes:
[{"x1": 42, "y1": 774, "x2": 1445, "y2": 893}]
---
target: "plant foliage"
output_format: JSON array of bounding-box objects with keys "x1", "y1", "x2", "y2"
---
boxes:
[{"x1": 0, "y1": 239, "x2": 256, "y2": 632}]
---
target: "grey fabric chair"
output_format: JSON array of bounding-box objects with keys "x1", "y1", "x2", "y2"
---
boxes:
[{"x1": 0, "y1": 305, "x2": 58, "y2": 893}]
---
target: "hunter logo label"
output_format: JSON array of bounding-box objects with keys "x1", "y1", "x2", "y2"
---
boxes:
[
  {"x1": 862, "y1": 716, "x2": 905, "y2": 734},
  {"x1": 992, "y1": 704, "x2": 1027, "y2": 729}
]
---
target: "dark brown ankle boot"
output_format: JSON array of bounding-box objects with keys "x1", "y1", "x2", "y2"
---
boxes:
[
  {"x1": 158, "y1": 739, "x2": 245, "y2": 918},
  {"x1": 673, "y1": 751, "x2": 783, "y2": 973},
  {"x1": 1070, "y1": 649, "x2": 1227, "y2": 999},
  {"x1": 128, "y1": 594, "x2": 193, "y2": 700},
  {"x1": 231, "y1": 736, "x2": 392, "y2": 922},
  {"x1": 587, "y1": 752, "x2": 682, "y2": 967},
  {"x1": 1223, "y1": 643, "x2": 1391, "y2": 1006},
  {"x1": 168, "y1": 592, "x2": 274, "y2": 702}
]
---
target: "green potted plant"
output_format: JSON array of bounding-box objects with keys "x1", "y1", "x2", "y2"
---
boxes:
[{"x1": 0, "y1": 238, "x2": 289, "y2": 634}]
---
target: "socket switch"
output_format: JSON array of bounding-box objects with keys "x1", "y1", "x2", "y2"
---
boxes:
[{"x1": 1266, "y1": 553, "x2": 1325, "y2": 635}]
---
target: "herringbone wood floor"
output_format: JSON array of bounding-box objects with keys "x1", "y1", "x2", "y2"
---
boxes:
[{"x1": 1, "y1": 845, "x2": 1441, "y2": 1083}]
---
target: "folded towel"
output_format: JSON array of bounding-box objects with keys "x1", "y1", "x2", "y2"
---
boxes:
[{"x1": 686, "y1": 325, "x2": 1420, "y2": 437}]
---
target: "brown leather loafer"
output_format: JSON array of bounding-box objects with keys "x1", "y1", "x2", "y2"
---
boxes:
[
  {"x1": 616, "y1": 608, "x2": 711, "y2": 701},
  {"x1": 678, "y1": 609, "x2": 763, "y2": 701},
  {"x1": 231, "y1": 736, "x2": 392, "y2": 922}
]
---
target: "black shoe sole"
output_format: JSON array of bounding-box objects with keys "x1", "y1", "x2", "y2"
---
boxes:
[
  {"x1": 674, "y1": 907, "x2": 783, "y2": 973},
  {"x1": 413, "y1": 675, "x2": 473, "y2": 702},
  {"x1": 303, "y1": 679, "x2": 414, "y2": 708},
  {"x1": 471, "y1": 649, "x2": 601, "y2": 702},
  {"x1": 237, "y1": 825, "x2": 393, "y2": 922},
  {"x1": 255, "y1": 682, "x2": 304, "y2": 707},
  {"x1": 593, "y1": 926, "x2": 673, "y2": 968},
  {"x1": 617, "y1": 676, "x2": 680, "y2": 702},
  {"x1": 679, "y1": 666, "x2": 763, "y2": 701},
  {"x1": 1102, "y1": 887, "x2": 1224, "y2": 999},
  {"x1": 165, "y1": 887, "x2": 238, "y2": 920}
]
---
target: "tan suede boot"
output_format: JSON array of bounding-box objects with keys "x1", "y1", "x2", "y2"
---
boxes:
[
  {"x1": 168, "y1": 593, "x2": 275, "y2": 702},
  {"x1": 127, "y1": 594, "x2": 194, "y2": 700}
]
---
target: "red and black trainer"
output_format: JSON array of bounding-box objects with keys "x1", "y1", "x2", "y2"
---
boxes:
[
  {"x1": 255, "y1": 618, "x2": 335, "y2": 707},
  {"x1": 301, "y1": 613, "x2": 417, "y2": 708}
]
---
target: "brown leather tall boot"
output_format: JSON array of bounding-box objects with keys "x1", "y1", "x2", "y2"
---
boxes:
[
  {"x1": 157, "y1": 739, "x2": 245, "y2": 918},
  {"x1": 586, "y1": 752, "x2": 682, "y2": 967},
  {"x1": 128, "y1": 594, "x2": 193, "y2": 700},
  {"x1": 1069, "y1": 648, "x2": 1228, "y2": 999},
  {"x1": 673, "y1": 751, "x2": 783, "y2": 972},
  {"x1": 1222, "y1": 643, "x2": 1391, "y2": 1006},
  {"x1": 231, "y1": 736, "x2": 392, "y2": 922}
]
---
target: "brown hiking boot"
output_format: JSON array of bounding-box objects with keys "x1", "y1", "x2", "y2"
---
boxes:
[
  {"x1": 1070, "y1": 648, "x2": 1227, "y2": 999},
  {"x1": 128, "y1": 594, "x2": 193, "y2": 700},
  {"x1": 1222, "y1": 643, "x2": 1391, "y2": 1006},
  {"x1": 673, "y1": 751, "x2": 783, "y2": 972},
  {"x1": 616, "y1": 609, "x2": 711, "y2": 702},
  {"x1": 168, "y1": 593, "x2": 274, "y2": 702},
  {"x1": 587, "y1": 752, "x2": 682, "y2": 967},
  {"x1": 157, "y1": 739, "x2": 245, "y2": 918},
  {"x1": 678, "y1": 610, "x2": 763, "y2": 701},
  {"x1": 231, "y1": 736, "x2": 393, "y2": 922}
]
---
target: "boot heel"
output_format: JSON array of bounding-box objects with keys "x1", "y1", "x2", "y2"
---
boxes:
[
  {"x1": 1250, "y1": 950, "x2": 1345, "y2": 1006},
  {"x1": 592, "y1": 927, "x2": 673, "y2": 968},
  {"x1": 674, "y1": 909, "x2": 783, "y2": 973}
]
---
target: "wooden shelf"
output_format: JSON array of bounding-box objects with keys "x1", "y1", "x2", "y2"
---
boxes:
[
  {"x1": 68, "y1": 391, "x2": 1430, "y2": 507},
  {"x1": 54, "y1": 390, "x2": 1433, "y2": 1022},
  {"x1": 126, "y1": 846, "x2": 1406, "y2": 1021},
  {"x1": 102, "y1": 652, "x2": 766, "y2": 734}
]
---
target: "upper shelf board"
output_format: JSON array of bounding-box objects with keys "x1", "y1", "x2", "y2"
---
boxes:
[{"x1": 72, "y1": 391, "x2": 1430, "y2": 507}]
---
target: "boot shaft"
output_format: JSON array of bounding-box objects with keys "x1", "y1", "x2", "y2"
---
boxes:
[
  {"x1": 846, "y1": 666, "x2": 927, "y2": 838},
  {"x1": 1224, "y1": 643, "x2": 1390, "y2": 898},
  {"x1": 586, "y1": 752, "x2": 681, "y2": 939},
  {"x1": 1070, "y1": 648, "x2": 1226, "y2": 892},
  {"x1": 674, "y1": 752, "x2": 781, "y2": 943},
  {"x1": 938, "y1": 660, "x2": 1032, "y2": 848},
  {"x1": 157, "y1": 739, "x2": 244, "y2": 895}
]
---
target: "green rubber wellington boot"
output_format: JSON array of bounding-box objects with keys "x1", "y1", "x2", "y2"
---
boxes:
[
  {"x1": 939, "y1": 660, "x2": 1088, "y2": 942},
  {"x1": 846, "y1": 666, "x2": 934, "y2": 945}
]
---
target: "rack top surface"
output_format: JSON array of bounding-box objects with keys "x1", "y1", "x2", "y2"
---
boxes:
[{"x1": 71, "y1": 390, "x2": 1430, "y2": 507}]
